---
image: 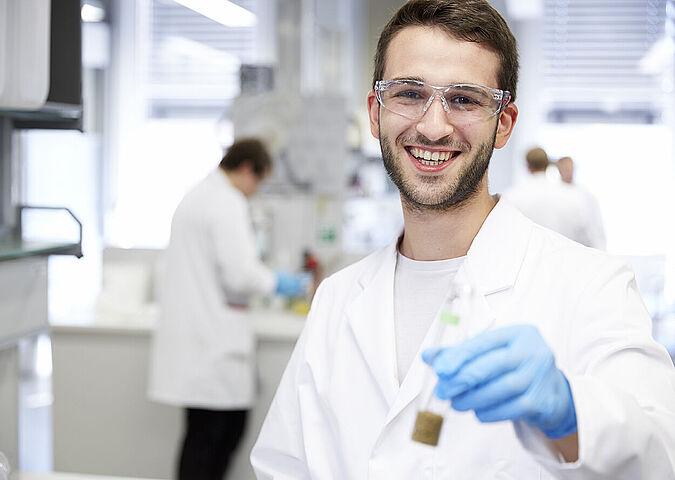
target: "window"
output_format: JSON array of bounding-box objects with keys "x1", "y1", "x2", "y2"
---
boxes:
[
  {"x1": 147, "y1": 0, "x2": 257, "y2": 118},
  {"x1": 542, "y1": 0, "x2": 668, "y2": 120},
  {"x1": 105, "y1": 0, "x2": 260, "y2": 248}
]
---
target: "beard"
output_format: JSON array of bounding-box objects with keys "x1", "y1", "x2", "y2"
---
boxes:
[{"x1": 380, "y1": 127, "x2": 497, "y2": 213}]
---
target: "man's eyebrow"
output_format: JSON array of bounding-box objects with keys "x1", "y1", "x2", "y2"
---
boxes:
[{"x1": 390, "y1": 76, "x2": 425, "y2": 82}]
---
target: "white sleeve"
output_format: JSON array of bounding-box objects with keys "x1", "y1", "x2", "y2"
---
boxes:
[
  {"x1": 250, "y1": 331, "x2": 312, "y2": 479},
  {"x1": 584, "y1": 193, "x2": 606, "y2": 250},
  {"x1": 518, "y1": 259, "x2": 675, "y2": 479},
  {"x1": 211, "y1": 194, "x2": 276, "y2": 296},
  {"x1": 251, "y1": 280, "x2": 334, "y2": 479}
]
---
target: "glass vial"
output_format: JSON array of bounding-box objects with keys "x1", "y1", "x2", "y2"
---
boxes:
[{"x1": 411, "y1": 281, "x2": 476, "y2": 446}]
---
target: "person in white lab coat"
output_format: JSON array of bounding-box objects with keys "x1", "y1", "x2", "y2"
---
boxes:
[
  {"x1": 148, "y1": 138, "x2": 307, "y2": 480},
  {"x1": 556, "y1": 155, "x2": 607, "y2": 249},
  {"x1": 502, "y1": 147, "x2": 601, "y2": 248},
  {"x1": 251, "y1": 1, "x2": 675, "y2": 478}
]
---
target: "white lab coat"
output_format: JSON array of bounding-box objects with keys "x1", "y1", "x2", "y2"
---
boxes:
[
  {"x1": 573, "y1": 183, "x2": 606, "y2": 250},
  {"x1": 148, "y1": 169, "x2": 276, "y2": 409},
  {"x1": 252, "y1": 200, "x2": 675, "y2": 479},
  {"x1": 503, "y1": 173, "x2": 602, "y2": 248}
]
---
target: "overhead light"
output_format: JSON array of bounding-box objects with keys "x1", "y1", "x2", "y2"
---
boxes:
[
  {"x1": 81, "y1": 0, "x2": 106, "y2": 23},
  {"x1": 173, "y1": 0, "x2": 257, "y2": 28}
]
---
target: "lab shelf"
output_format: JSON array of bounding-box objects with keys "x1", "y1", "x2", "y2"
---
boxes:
[
  {"x1": 0, "y1": 205, "x2": 83, "y2": 261},
  {"x1": 0, "y1": 238, "x2": 81, "y2": 261}
]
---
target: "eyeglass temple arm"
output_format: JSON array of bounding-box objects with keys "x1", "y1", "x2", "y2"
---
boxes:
[{"x1": 499, "y1": 92, "x2": 512, "y2": 112}]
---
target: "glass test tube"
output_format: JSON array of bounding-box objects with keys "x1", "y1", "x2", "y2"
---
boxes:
[{"x1": 411, "y1": 281, "x2": 475, "y2": 447}]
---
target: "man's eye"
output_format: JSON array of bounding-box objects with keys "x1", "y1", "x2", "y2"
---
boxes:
[
  {"x1": 449, "y1": 95, "x2": 479, "y2": 105},
  {"x1": 394, "y1": 90, "x2": 424, "y2": 99}
]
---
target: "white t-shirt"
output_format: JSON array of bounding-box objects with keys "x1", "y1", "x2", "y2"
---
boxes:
[{"x1": 394, "y1": 252, "x2": 465, "y2": 383}]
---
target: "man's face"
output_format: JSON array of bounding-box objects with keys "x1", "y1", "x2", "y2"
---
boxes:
[
  {"x1": 367, "y1": 26, "x2": 517, "y2": 211},
  {"x1": 239, "y1": 166, "x2": 268, "y2": 198},
  {"x1": 557, "y1": 158, "x2": 574, "y2": 184}
]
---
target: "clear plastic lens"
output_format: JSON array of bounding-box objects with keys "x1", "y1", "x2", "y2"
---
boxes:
[
  {"x1": 446, "y1": 86, "x2": 494, "y2": 110},
  {"x1": 383, "y1": 82, "x2": 427, "y2": 105},
  {"x1": 377, "y1": 80, "x2": 506, "y2": 122}
]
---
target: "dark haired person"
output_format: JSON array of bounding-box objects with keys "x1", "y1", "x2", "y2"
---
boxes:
[
  {"x1": 252, "y1": 1, "x2": 675, "y2": 478},
  {"x1": 148, "y1": 138, "x2": 307, "y2": 480}
]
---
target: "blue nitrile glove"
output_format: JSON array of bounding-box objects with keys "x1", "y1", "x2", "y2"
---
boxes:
[
  {"x1": 422, "y1": 325, "x2": 577, "y2": 439},
  {"x1": 275, "y1": 271, "x2": 311, "y2": 297}
]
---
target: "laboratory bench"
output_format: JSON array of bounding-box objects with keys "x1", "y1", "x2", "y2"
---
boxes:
[{"x1": 48, "y1": 308, "x2": 305, "y2": 480}]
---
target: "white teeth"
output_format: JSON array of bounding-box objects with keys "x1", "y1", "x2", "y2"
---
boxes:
[{"x1": 409, "y1": 147, "x2": 456, "y2": 166}]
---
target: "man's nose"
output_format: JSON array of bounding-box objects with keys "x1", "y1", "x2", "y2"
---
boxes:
[{"x1": 414, "y1": 95, "x2": 455, "y2": 141}]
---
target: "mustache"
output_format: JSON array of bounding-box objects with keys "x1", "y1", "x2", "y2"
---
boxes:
[{"x1": 399, "y1": 134, "x2": 469, "y2": 151}]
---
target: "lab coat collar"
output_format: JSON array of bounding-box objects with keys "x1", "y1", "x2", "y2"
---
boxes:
[
  {"x1": 464, "y1": 199, "x2": 533, "y2": 296},
  {"x1": 346, "y1": 243, "x2": 400, "y2": 407},
  {"x1": 209, "y1": 167, "x2": 234, "y2": 189},
  {"x1": 344, "y1": 199, "x2": 533, "y2": 421}
]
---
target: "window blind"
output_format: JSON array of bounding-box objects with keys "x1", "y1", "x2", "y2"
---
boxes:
[
  {"x1": 147, "y1": 0, "x2": 258, "y2": 117},
  {"x1": 543, "y1": 0, "x2": 668, "y2": 121}
]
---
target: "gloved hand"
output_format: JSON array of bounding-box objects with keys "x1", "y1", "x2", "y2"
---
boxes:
[
  {"x1": 422, "y1": 325, "x2": 577, "y2": 439},
  {"x1": 275, "y1": 271, "x2": 311, "y2": 297}
]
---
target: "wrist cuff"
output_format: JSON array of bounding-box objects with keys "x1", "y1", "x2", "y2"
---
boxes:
[{"x1": 542, "y1": 376, "x2": 578, "y2": 439}]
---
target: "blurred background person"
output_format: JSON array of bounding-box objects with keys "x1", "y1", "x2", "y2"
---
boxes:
[
  {"x1": 503, "y1": 147, "x2": 597, "y2": 248},
  {"x1": 557, "y1": 156, "x2": 606, "y2": 250},
  {"x1": 147, "y1": 138, "x2": 308, "y2": 480}
]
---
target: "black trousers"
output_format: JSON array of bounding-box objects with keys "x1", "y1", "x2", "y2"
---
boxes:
[{"x1": 177, "y1": 407, "x2": 248, "y2": 480}]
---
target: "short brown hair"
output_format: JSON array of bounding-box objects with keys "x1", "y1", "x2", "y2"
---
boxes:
[
  {"x1": 373, "y1": 0, "x2": 519, "y2": 100},
  {"x1": 526, "y1": 147, "x2": 549, "y2": 171},
  {"x1": 219, "y1": 138, "x2": 271, "y2": 178}
]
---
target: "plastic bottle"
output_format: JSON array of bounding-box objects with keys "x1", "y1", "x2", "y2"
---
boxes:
[{"x1": 411, "y1": 281, "x2": 477, "y2": 446}]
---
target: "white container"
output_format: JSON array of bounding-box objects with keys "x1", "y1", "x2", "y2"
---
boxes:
[{"x1": 0, "y1": 0, "x2": 51, "y2": 110}]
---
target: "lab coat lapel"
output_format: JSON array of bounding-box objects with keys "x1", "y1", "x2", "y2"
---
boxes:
[
  {"x1": 345, "y1": 241, "x2": 400, "y2": 408},
  {"x1": 464, "y1": 200, "x2": 533, "y2": 297},
  {"x1": 384, "y1": 266, "x2": 497, "y2": 425}
]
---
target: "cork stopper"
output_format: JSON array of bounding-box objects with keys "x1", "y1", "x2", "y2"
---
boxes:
[{"x1": 411, "y1": 410, "x2": 444, "y2": 446}]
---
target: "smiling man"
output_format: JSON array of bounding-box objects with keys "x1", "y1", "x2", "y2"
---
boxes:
[
  {"x1": 374, "y1": 27, "x2": 515, "y2": 214},
  {"x1": 251, "y1": 1, "x2": 675, "y2": 478}
]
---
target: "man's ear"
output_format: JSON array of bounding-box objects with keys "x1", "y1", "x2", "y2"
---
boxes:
[
  {"x1": 494, "y1": 103, "x2": 518, "y2": 149},
  {"x1": 367, "y1": 90, "x2": 380, "y2": 139}
]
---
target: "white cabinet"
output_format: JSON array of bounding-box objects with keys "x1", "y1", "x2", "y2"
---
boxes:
[
  {"x1": 50, "y1": 312, "x2": 304, "y2": 479},
  {"x1": 0, "y1": 257, "x2": 48, "y2": 345},
  {"x1": 0, "y1": 256, "x2": 49, "y2": 471},
  {"x1": 0, "y1": 0, "x2": 51, "y2": 110}
]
